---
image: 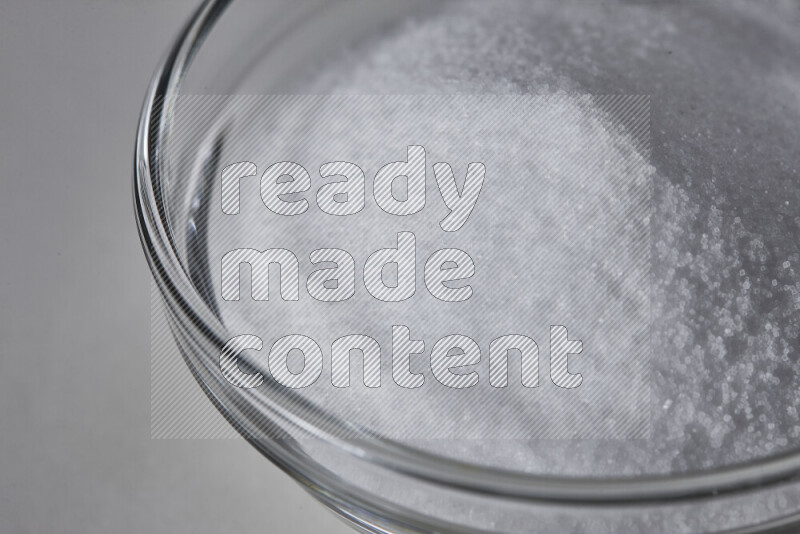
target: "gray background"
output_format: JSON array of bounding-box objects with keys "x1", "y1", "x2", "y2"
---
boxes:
[{"x1": 0, "y1": 1, "x2": 351, "y2": 532}]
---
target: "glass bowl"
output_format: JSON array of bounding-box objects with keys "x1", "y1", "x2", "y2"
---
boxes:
[{"x1": 135, "y1": 1, "x2": 800, "y2": 531}]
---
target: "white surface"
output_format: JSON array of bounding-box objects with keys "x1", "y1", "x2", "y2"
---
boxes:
[{"x1": 0, "y1": 2, "x2": 351, "y2": 532}]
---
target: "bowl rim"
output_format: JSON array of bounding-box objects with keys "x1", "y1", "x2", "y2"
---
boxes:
[{"x1": 134, "y1": 0, "x2": 800, "y2": 513}]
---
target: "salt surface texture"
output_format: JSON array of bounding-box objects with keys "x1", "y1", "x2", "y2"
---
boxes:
[
  {"x1": 207, "y1": 0, "x2": 800, "y2": 477},
  {"x1": 207, "y1": 93, "x2": 652, "y2": 445}
]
